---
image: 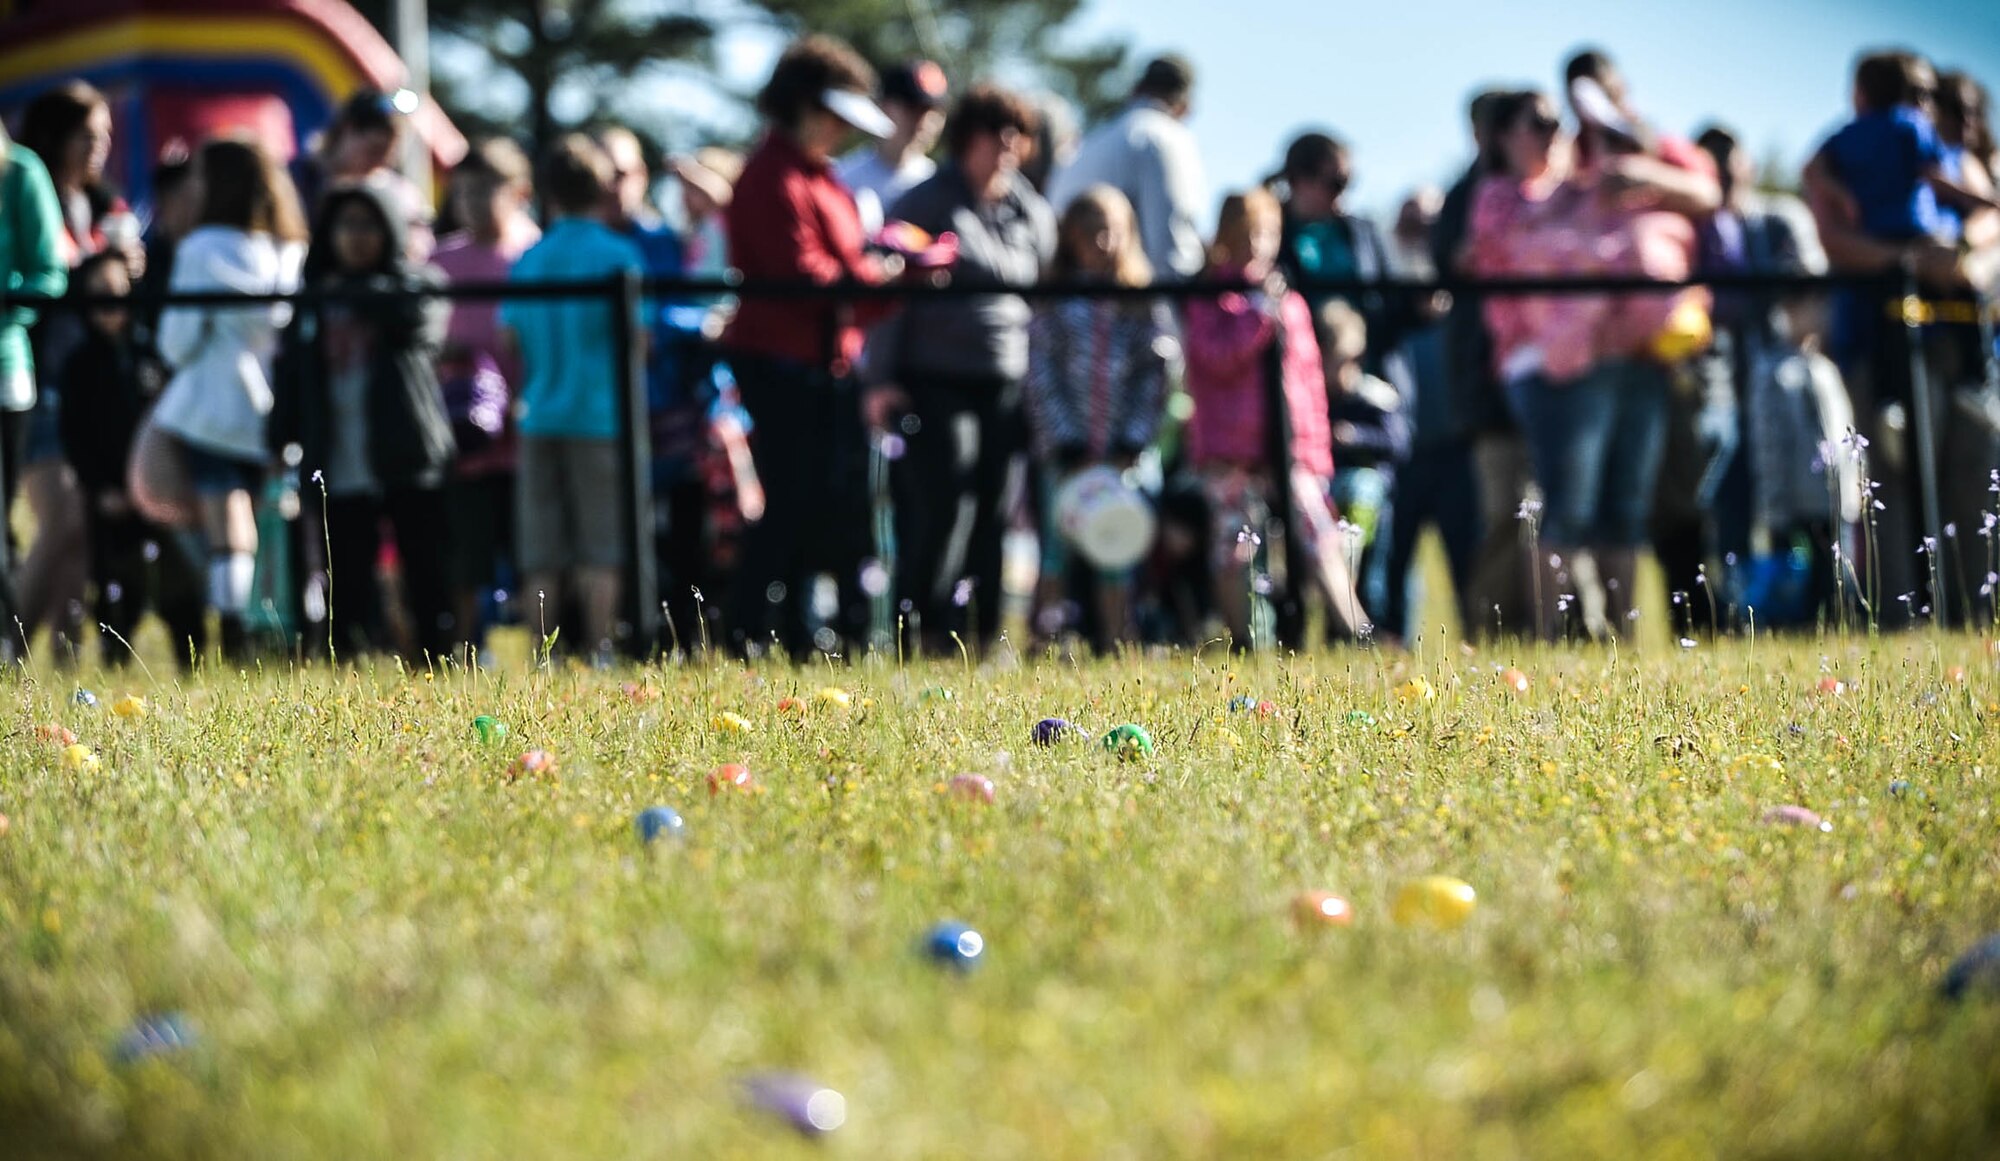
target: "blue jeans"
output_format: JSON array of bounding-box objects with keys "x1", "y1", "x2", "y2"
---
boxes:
[{"x1": 1506, "y1": 359, "x2": 1671, "y2": 548}]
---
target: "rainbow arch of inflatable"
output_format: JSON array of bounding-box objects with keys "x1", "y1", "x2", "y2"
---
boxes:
[{"x1": 0, "y1": 0, "x2": 466, "y2": 210}]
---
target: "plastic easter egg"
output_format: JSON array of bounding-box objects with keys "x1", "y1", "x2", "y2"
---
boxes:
[
  {"x1": 814, "y1": 687, "x2": 852, "y2": 709},
  {"x1": 742, "y1": 1073, "x2": 846, "y2": 1136},
  {"x1": 513, "y1": 749, "x2": 556, "y2": 779},
  {"x1": 635, "y1": 806, "x2": 686, "y2": 844},
  {"x1": 1344, "y1": 710, "x2": 1377, "y2": 727},
  {"x1": 923, "y1": 920, "x2": 985, "y2": 970},
  {"x1": 713, "y1": 712, "x2": 754, "y2": 734},
  {"x1": 1816, "y1": 676, "x2": 1847, "y2": 696},
  {"x1": 920, "y1": 687, "x2": 955, "y2": 703},
  {"x1": 1889, "y1": 779, "x2": 1915, "y2": 798},
  {"x1": 36, "y1": 723, "x2": 77, "y2": 747},
  {"x1": 1228, "y1": 696, "x2": 1277, "y2": 716},
  {"x1": 1942, "y1": 934, "x2": 2000, "y2": 1000},
  {"x1": 1763, "y1": 804, "x2": 1831, "y2": 831},
  {"x1": 948, "y1": 774, "x2": 995, "y2": 803},
  {"x1": 1291, "y1": 890, "x2": 1354, "y2": 928},
  {"x1": 0, "y1": 812, "x2": 9, "y2": 837},
  {"x1": 1396, "y1": 677, "x2": 1436, "y2": 703},
  {"x1": 472, "y1": 715, "x2": 508, "y2": 743},
  {"x1": 709, "y1": 763, "x2": 756, "y2": 795},
  {"x1": 1101, "y1": 723, "x2": 1154, "y2": 761},
  {"x1": 112, "y1": 695, "x2": 148, "y2": 719},
  {"x1": 1728, "y1": 753, "x2": 1784, "y2": 779},
  {"x1": 113, "y1": 1012, "x2": 195, "y2": 1064},
  {"x1": 1032, "y1": 717, "x2": 1075, "y2": 746},
  {"x1": 1947, "y1": 665, "x2": 1968, "y2": 685},
  {"x1": 777, "y1": 696, "x2": 806, "y2": 714},
  {"x1": 73, "y1": 689, "x2": 98, "y2": 708},
  {"x1": 1393, "y1": 876, "x2": 1477, "y2": 929},
  {"x1": 60, "y1": 743, "x2": 99, "y2": 771},
  {"x1": 1499, "y1": 667, "x2": 1531, "y2": 694}
]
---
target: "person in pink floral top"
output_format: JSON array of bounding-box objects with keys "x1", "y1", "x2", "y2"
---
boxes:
[
  {"x1": 1464, "y1": 88, "x2": 1713, "y2": 639},
  {"x1": 1183, "y1": 188, "x2": 1367, "y2": 646}
]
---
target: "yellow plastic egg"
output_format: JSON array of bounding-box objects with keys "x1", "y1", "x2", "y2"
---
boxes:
[
  {"x1": 1393, "y1": 876, "x2": 1477, "y2": 929},
  {"x1": 712, "y1": 712, "x2": 754, "y2": 734},
  {"x1": 112, "y1": 695, "x2": 148, "y2": 719},
  {"x1": 60, "y1": 743, "x2": 99, "y2": 771},
  {"x1": 1395, "y1": 677, "x2": 1436, "y2": 704}
]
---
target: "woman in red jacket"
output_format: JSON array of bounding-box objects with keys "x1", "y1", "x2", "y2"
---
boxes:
[{"x1": 722, "y1": 35, "x2": 901, "y2": 659}]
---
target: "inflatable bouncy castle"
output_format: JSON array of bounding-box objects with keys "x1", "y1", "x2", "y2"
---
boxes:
[{"x1": 0, "y1": 0, "x2": 465, "y2": 211}]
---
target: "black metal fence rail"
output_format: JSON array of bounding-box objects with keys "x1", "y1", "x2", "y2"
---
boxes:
[
  {"x1": 0, "y1": 270, "x2": 1917, "y2": 311},
  {"x1": 1, "y1": 268, "x2": 1972, "y2": 654}
]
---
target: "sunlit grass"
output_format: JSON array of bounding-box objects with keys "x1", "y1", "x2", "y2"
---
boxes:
[{"x1": 4, "y1": 632, "x2": 2000, "y2": 1158}]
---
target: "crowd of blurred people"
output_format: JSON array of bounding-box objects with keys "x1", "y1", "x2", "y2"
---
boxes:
[{"x1": 0, "y1": 35, "x2": 1997, "y2": 667}]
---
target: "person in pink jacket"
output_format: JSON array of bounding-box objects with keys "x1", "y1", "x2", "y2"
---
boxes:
[{"x1": 1183, "y1": 188, "x2": 1367, "y2": 646}]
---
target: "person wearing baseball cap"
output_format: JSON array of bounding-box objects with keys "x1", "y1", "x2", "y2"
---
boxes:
[{"x1": 837, "y1": 59, "x2": 950, "y2": 233}]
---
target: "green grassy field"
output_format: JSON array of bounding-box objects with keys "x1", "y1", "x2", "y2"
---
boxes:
[{"x1": 5, "y1": 634, "x2": 2000, "y2": 1159}]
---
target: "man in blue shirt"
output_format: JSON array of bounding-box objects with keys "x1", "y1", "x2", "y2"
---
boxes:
[
  {"x1": 500, "y1": 133, "x2": 646, "y2": 661},
  {"x1": 1803, "y1": 50, "x2": 2000, "y2": 628}
]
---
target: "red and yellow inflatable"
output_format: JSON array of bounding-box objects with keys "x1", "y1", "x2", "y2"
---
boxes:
[{"x1": 0, "y1": 0, "x2": 465, "y2": 209}]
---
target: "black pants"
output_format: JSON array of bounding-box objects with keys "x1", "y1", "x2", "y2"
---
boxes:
[
  {"x1": 318, "y1": 486, "x2": 454, "y2": 662},
  {"x1": 444, "y1": 473, "x2": 516, "y2": 648},
  {"x1": 656, "y1": 476, "x2": 712, "y2": 653},
  {"x1": 88, "y1": 512, "x2": 206, "y2": 668},
  {"x1": 1381, "y1": 439, "x2": 1484, "y2": 641},
  {"x1": 891, "y1": 375, "x2": 1017, "y2": 654},
  {"x1": 728, "y1": 354, "x2": 870, "y2": 658}
]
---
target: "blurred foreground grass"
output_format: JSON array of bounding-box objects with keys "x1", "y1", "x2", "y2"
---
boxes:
[{"x1": 4, "y1": 634, "x2": 2000, "y2": 1159}]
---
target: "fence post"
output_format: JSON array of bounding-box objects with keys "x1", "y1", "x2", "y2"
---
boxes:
[
  {"x1": 1900, "y1": 267, "x2": 1945, "y2": 594},
  {"x1": 610, "y1": 269, "x2": 660, "y2": 657}
]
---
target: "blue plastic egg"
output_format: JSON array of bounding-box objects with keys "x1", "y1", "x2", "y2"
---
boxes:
[
  {"x1": 73, "y1": 689, "x2": 99, "y2": 708},
  {"x1": 113, "y1": 1012, "x2": 195, "y2": 1064},
  {"x1": 923, "y1": 920, "x2": 985, "y2": 970},
  {"x1": 635, "y1": 806, "x2": 686, "y2": 844},
  {"x1": 1942, "y1": 934, "x2": 2000, "y2": 1000}
]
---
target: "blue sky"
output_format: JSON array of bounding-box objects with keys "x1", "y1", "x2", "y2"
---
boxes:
[
  {"x1": 623, "y1": 0, "x2": 2000, "y2": 221},
  {"x1": 1061, "y1": 0, "x2": 2000, "y2": 218}
]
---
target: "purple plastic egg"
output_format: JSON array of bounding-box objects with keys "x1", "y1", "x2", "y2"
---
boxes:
[
  {"x1": 1032, "y1": 717, "x2": 1075, "y2": 746},
  {"x1": 743, "y1": 1073, "x2": 846, "y2": 1136}
]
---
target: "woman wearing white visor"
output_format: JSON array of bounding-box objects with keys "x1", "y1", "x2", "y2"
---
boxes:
[{"x1": 719, "y1": 36, "x2": 910, "y2": 659}]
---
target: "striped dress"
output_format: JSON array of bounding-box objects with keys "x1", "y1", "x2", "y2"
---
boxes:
[{"x1": 1023, "y1": 297, "x2": 1174, "y2": 460}]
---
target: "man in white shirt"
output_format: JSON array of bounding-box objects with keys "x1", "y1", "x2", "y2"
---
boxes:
[
  {"x1": 835, "y1": 59, "x2": 949, "y2": 233},
  {"x1": 1046, "y1": 54, "x2": 1207, "y2": 281}
]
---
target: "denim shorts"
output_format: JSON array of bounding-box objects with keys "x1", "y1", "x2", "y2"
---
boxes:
[
  {"x1": 21, "y1": 386, "x2": 63, "y2": 466},
  {"x1": 183, "y1": 444, "x2": 264, "y2": 496},
  {"x1": 1505, "y1": 358, "x2": 1671, "y2": 548}
]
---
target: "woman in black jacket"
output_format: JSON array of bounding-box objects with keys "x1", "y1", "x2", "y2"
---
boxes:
[
  {"x1": 858, "y1": 84, "x2": 1056, "y2": 656},
  {"x1": 271, "y1": 181, "x2": 455, "y2": 661}
]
